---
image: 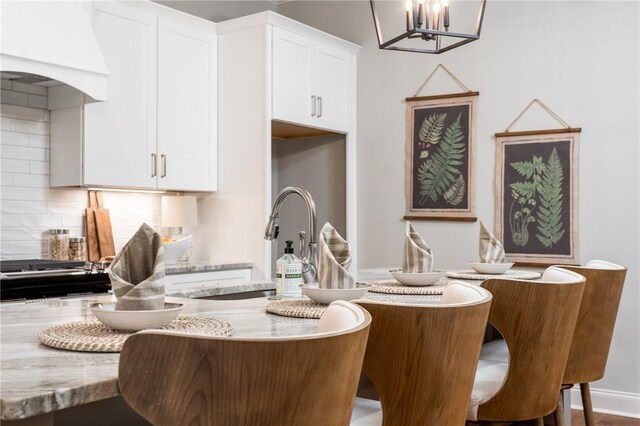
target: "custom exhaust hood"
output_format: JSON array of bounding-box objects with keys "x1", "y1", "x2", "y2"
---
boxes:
[{"x1": 0, "y1": 1, "x2": 109, "y2": 101}]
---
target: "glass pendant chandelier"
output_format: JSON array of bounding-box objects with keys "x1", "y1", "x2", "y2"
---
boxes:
[{"x1": 370, "y1": 0, "x2": 487, "y2": 54}]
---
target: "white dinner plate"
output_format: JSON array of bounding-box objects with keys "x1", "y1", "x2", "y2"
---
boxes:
[
  {"x1": 89, "y1": 302, "x2": 184, "y2": 331},
  {"x1": 390, "y1": 270, "x2": 446, "y2": 286},
  {"x1": 300, "y1": 283, "x2": 369, "y2": 305},
  {"x1": 468, "y1": 262, "x2": 514, "y2": 274}
]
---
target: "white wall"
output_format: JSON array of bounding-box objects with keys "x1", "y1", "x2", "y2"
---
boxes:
[
  {"x1": 279, "y1": 0, "x2": 640, "y2": 414},
  {"x1": 154, "y1": 0, "x2": 275, "y2": 22},
  {"x1": 0, "y1": 81, "x2": 162, "y2": 259}
]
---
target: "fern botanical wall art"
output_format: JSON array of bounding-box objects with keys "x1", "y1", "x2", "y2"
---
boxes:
[
  {"x1": 495, "y1": 130, "x2": 580, "y2": 265},
  {"x1": 404, "y1": 93, "x2": 477, "y2": 220}
]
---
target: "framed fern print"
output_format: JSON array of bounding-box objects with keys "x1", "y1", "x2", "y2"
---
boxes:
[
  {"x1": 495, "y1": 129, "x2": 580, "y2": 265},
  {"x1": 404, "y1": 92, "x2": 477, "y2": 221}
]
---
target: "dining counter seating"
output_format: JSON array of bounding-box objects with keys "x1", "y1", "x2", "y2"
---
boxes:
[
  {"x1": 467, "y1": 266, "x2": 586, "y2": 426},
  {"x1": 352, "y1": 281, "x2": 492, "y2": 426},
  {"x1": 118, "y1": 300, "x2": 371, "y2": 426},
  {"x1": 552, "y1": 260, "x2": 627, "y2": 426}
]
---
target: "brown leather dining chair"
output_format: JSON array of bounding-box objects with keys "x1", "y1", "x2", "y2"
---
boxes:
[
  {"x1": 352, "y1": 281, "x2": 492, "y2": 426},
  {"x1": 466, "y1": 266, "x2": 586, "y2": 426},
  {"x1": 552, "y1": 260, "x2": 627, "y2": 426},
  {"x1": 118, "y1": 300, "x2": 371, "y2": 426}
]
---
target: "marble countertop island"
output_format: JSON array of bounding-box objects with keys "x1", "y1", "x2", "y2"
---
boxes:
[
  {"x1": 0, "y1": 296, "x2": 323, "y2": 420},
  {"x1": 0, "y1": 269, "x2": 440, "y2": 421}
]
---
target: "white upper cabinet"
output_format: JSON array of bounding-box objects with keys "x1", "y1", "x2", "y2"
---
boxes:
[
  {"x1": 49, "y1": 1, "x2": 217, "y2": 192},
  {"x1": 272, "y1": 27, "x2": 352, "y2": 133},
  {"x1": 84, "y1": 2, "x2": 157, "y2": 189},
  {"x1": 272, "y1": 27, "x2": 315, "y2": 128},
  {"x1": 313, "y1": 43, "x2": 350, "y2": 132},
  {"x1": 157, "y1": 19, "x2": 217, "y2": 191}
]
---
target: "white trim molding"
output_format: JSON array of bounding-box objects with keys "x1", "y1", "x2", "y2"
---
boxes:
[{"x1": 571, "y1": 387, "x2": 640, "y2": 419}]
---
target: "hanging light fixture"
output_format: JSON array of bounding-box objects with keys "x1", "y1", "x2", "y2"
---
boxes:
[{"x1": 370, "y1": 0, "x2": 487, "y2": 54}]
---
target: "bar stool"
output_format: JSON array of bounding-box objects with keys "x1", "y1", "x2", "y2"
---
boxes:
[
  {"x1": 466, "y1": 266, "x2": 586, "y2": 425},
  {"x1": 119, "y1": 301, "x2": 371, "y2": 426},
  {"x1": 553, "y1": 260, "x2": 627, "y2": 426},
  {"x1": 352, "y1": 281, "x2": 493, "y2": 426}
]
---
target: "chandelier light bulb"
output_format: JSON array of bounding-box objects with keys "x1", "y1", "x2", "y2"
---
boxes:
[
  {"x1": 432, "y1": 2, "x2": 441, "y2": 30},
  {"x1": 417, "y1": 0, "x2": 425, "y2": 27},
  {"x1": 405, "y1": 0, "x2": 414, "y2": 31},
  {"x1": 441, "y1": 0, "x2": 450, "y2": 29}
]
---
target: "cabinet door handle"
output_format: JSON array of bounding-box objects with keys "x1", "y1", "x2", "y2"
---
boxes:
[
  {"x1": 317, "y1": 96, "x2": 323, "y2": 118},
  {"x1": 161, "y1": 154, "x2": 167, "y2": 178},
  {"x1": 151, "y1": 153, "x2": 157, "y2": 177},
  {"x1": 311, "y1": 95, "x2": 316, "y2": 117}
]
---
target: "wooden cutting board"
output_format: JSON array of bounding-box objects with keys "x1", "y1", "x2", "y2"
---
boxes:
[
  {"x1": 94, "y1": 192, "x2": 116, "y2": 258},
  {"x1": 85, "y1": 191, "x2": 100, "y2": 262}
]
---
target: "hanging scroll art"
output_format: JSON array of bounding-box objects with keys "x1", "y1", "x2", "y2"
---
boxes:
[
  {"x1": 495, "y1": 99, "x2": 580, "y2": 265},
  {"x1": 404, "y1": 65, "x2": 477, "y2": 221}
]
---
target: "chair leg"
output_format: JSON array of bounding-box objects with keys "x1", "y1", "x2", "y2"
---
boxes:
[
  {"x1": 533, "y1": 418, "x2": 544, "y2": 426},
  {"x1": 554, "y1": 391, "x2": 565, "y2": 426},
  {"x1": 580, "y1": 382, "x2": 595, "y2": 426}
]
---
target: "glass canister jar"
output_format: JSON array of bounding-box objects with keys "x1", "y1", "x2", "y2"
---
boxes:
[
  {"x1": 48, "y1": 229, "x2": 69, "y2": 260},
  {"x1": 69, "y1": 237, "x2": 87, "y2": 261}
]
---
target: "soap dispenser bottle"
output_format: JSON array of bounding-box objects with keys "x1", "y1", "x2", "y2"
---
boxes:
[{"x1": 276, "y1": 240, "x2": 303, "y2": 298}]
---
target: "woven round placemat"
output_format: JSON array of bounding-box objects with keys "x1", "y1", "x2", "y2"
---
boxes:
[
  {"x1": 266, "y1": 299, "x2": 327, "y2": 319},
  {"x1": 446, "y1": 270, "x2": 541, "y2": 280},
  {"x1": 367, "y1": 279, "x2": 451, "y2": 295},
  {"x1": 38, "y1": 315, "x2": 234, "y2": 353}
]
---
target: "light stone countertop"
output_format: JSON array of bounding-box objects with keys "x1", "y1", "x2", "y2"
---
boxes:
[
  {"x1": 0, "y1": 268, "x2": 446, "y2": 421},
  {"x1": 0, "y1": 295, "x2": 323, "y2": 420},
  {"x1": 164, "y1": 261, "x2": 253, "y2": 275},
  {"x1": 165, "y1": 280, "x2": 275, "y2": 298}
]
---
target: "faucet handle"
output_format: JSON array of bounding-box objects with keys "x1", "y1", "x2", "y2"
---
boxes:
[
  {"x1": 298, "y1": 231, "x2": 306, "y2": 258},
  {"x1": 274, "y1": 225, "x2": 280, "y2": 239}
]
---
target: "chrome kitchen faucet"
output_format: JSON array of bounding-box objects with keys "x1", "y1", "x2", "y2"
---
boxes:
[{"x1": 264, "y1": 187, "x2": 318, "y2": 283}]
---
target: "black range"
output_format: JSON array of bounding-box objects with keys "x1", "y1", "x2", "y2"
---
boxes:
[{"x1": 0, "y1": 259, "x2": 111, "y2": 301}]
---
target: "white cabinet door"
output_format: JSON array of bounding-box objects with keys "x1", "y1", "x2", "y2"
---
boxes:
[
  {"x1": 272, "y1": 27, "x2": 351, "y2": 133},
  {"x1": 84, "y1": 2, "x2": 157, "y2": 188},
  {"x1": 314, "y1": 43, "x2": 350, "y2": 132},
  {"x1": 272, "y1": 27, "x2": 315, "y2": 127},
  {"x1": 157, "y1": 19, "x2": 217, "y2": 191}
]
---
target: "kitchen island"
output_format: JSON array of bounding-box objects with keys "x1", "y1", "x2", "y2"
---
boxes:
[
  {"x1": 0, "y1": 295, "x2": 324, "y2": 424},
  {"x1": 1, "y1": 270, "x2": 439, "y2": 425}
]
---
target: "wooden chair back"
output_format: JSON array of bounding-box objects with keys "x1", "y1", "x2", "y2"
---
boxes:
[
  {"x1": 477, "y1": 268, "x2": 585, "y2": 421},
  {"x1": 560, "y1": 261, "x2": 627, "y2": 384},
  {"x1": 119, "y1": 307, "x2": 371, "y2": 426},
  {"x1": 357, "y1": 284, "x2": 492, "y2": 426}
]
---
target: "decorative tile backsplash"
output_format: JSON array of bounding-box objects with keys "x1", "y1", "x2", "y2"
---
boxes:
[{"x1": 0, "y1": 82, "x2": 162, "y2": 260}]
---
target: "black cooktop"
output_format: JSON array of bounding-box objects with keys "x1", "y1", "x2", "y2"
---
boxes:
[{"x1": 0, "y1": 259, "x2": 111, "y2": 301}]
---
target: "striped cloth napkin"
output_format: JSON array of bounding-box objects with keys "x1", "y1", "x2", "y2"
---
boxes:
[
  {"x1": 479, "y1": 221, "x2": 507, "y2": 263},
  {"x1": 317, "y1": 223, "x2": 355, "y2": 289},
  {"x1": 402, "y1": 221, "x2": 434, "y2": 273},
  {"x1": 109, "y1": 223, "x2": 165, "y2": 310}
]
